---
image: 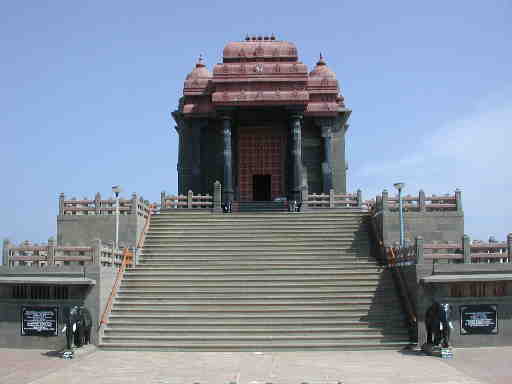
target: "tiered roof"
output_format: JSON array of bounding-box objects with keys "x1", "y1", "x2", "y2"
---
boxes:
[{"x1": 180, "y1": 36, "x2": 346, "y2": 117}]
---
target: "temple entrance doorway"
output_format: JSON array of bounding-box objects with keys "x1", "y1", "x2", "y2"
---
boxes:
[
  {"x1": 253, "y1": 175, "x2": 272, "y2": 201},
  {"x1": 238, "y1": 127, "x2": 286, "y2": 201}
]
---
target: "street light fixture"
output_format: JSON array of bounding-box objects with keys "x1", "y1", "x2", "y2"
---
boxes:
[
  {"x1": 112, "y1": 185, "x2": 122, "y2": 252},
  {"x1": 393, "y1": 182, "x2": 405, "y2": 248}
]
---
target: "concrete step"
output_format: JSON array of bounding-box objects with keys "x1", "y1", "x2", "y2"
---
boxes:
[
  {"x1": 114, "y1": 293, "x2": 393, "y2": 301},
  {"x1": 124, "y1": 268, "x2": 380, "y2": 280},
  {"x1": 106, "y1": 318, "x2": 405, "y2": 327},
  {"x1": 144, "y1": 235, "x2": 369, "y2": 242},
  {"x1": 121, "y1": 273, "x2": 385, "y2": 281},
  {"x1": 110, "y1": 307, "x2": 404, "y2": 315},
  {"x1": 142, "y1": 243, "x2": 370, "y2": 249},
  {"x1": 130, "y1": 266, "x2": 383, "y2": 272},
  {"x1": 133, "y1": 263, "x2": 381, "y2": 269},
  {"x1": 140, "y1": 252, "x2": 374, "y2": 258},
  {"x1": 147, "y1": 226, "x2": 366, "y2": 233},
  {"x1": 112, "y1": 298, "x2": 401, "y2": 307},
  {"x1": 120, "y1": 280, "x2": 393, "y2": 288},
  {"x1": 143, "y1": 249, "x2": 370, "y2": 257},
  {"x1": 103, "y1": 328, "x2": 410, "y2": 338},
  {"x1": 107, "y1": 313, "x2": 408, "y2": 322},
  {"x1": 98, "y1": 341, "x2": 411, "y2": 351},
  {"x1": 100, "y1": 334, "x2": 410, "y2": 345},
  {"x1": 116, "y1": 286, "x2": 394, "y2": 295}
]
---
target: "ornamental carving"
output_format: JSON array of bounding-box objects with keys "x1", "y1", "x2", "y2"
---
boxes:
[{"x1": 179, "y1": 38, "x2": 346, "y2": 117}]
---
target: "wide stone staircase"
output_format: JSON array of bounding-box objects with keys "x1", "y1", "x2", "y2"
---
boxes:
[{"x1": 100, "y1": 210, "x2": 412, "y2": 350}]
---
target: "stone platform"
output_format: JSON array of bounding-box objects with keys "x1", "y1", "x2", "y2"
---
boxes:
[{"x1": 1, "y1": 347, "x2": 511, "y2": 384}]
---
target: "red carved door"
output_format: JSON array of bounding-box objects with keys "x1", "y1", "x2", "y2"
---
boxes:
[{"x1": 238, "y1": 128, "x2": 286, "y2": 201}]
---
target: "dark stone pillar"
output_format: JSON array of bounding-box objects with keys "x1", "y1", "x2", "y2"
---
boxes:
[
  {"x1": 321, "y1": 125, "x2": 333, "y2": 193},
  {"x1": 289, "y1": 113, "x2": 303, "y2": 202},
  {"x1": 222, "y1": 116, "x2": 234, "y2": 204},
  {"x1": 175, "y1": 124, "x2": 184, "y2": 193}
]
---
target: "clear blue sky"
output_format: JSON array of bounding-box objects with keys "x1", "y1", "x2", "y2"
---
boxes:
[{"x1": 1, "y1": 1, "x2": 510, "y2": 249}]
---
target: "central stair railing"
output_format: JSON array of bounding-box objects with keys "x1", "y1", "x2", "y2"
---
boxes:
[
  {"x1": 98, "y1": 203, "x2": 155, "y2": 331},
  {"x1": 367, "y1": 207, "x2": 417, "y2": 341}
]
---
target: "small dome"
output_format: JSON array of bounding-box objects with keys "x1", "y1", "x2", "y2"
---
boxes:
[
  {"x1": 186, "y1": 55, "x2": 211, "y2": 80},
  {"x1": 309, "y1": 53, "x2": 337, "y2": 79}
]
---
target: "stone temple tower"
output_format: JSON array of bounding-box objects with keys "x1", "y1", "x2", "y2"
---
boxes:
[{"x1": 172, "y1": 35, "x2": 351, "y2": 204}]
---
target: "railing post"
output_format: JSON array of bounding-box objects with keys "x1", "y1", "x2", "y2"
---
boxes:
[
  {"x1": 415, "y1": 236, "x2": 424, "y2": 265},
  {"x1": 2, "y1": 238, "x2": 11, "y2": 266},
  {"x1": 160, "y1": 191, "x2": 166, "y2": 210},
  {"x1": 187, "y1": 190, "x2": 193, "y2": 209},
  {"x1": 375, "y1": 195, "x2": 382, "y2": 212},
  {"x1": 301, "y1": 182, "x2": 309, "y2": 204},
  {"x1": 130, "y1": 193, "x2": 138, "y2": 215},
  {"x1": 418, "y1": 190, "x2": 426, "y2": 212},
  {"x1": 47, "y1": 237, "x2": 56, "y2": 265},
  {"x1": 382, "y1": 189, "x2": 389, "y2": 211},
  {"x1": 357, "y1": 189, "x2": 362, "y2": 208},
  {"x1": 213, "y1": 181, "x2": 222, "y2": 212},
  {"x1": 94, "y1": 192, "x2": 101, "y2": 215},
  {"x1": 507, "y1": 233, "x2": 512, "y2": 261},
  {"x1": 329, "y1": 189, "x2": 334, "y2": 208},
  {"x1": 59, "y1": 193, "x2": 65, "y2": 215},
  {"x1": 463, "y1": 234, "x2": 471, "y2": 264},
  {"x1": 455, "y1": 188, "x2": 463, "y2": 213},
  {"x1": 92, "y1": 239, "x2": 102, "y2": 265}
]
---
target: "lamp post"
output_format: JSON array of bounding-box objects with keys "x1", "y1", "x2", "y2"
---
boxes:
[
  {"x1": 112, "y1": 185, "x2": 122, "y2": 252},
  {"x1": 393, "y1": 182, "x2": 405, "y2": 248}
]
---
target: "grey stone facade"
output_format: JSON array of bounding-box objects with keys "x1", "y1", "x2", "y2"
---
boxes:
[
  {"x1": 402, "y1": 264, "x2": 512, "y2": 347},
  {"x1": 173, "y1": 112, "x2": 350, "y2": 198},
  {"x1": 0, "y1": 265, "x2": 116, "y2": 348},
  {"x1": 374, "y1": 189, "x2": 464, "y2": 247},
  {"x1": 57, "y1": 192, "x2": 150, "y2": 247}
]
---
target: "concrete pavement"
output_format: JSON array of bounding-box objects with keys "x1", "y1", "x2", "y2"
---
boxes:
[{"x1": 0, "y1": 347, "x2": 510, "y2": 384}]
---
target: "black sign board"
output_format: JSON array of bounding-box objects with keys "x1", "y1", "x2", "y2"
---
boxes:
[
  {"x1": 21, "y1": 306, "x2": 59, "y2": 336},
  {"x1": 460, "y1": 304, "x2": 498, "y2": 335}
]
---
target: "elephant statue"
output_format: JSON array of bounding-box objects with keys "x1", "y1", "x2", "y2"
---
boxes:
[
  {"x1": 425, "y1": 302, "x2": 453, "y2": 348},
  {"x1": 63, "y1": 305, "x2": 80, "y2": 350},
  {"x1": 63, "y1": 305, "x2": 92, "y2": 350},
  {"x1": 75, "y1": 306, "x2": 92, "y2": 347}
]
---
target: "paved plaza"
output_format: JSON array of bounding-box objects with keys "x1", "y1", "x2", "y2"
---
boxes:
[{"x1": 1, "y1": 347, "x2": 511, "y2": 384}]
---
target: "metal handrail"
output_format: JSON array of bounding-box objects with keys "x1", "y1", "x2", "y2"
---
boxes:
[
  {"x1": 98, "y1": 204, "x2": 154, "y2": 329},
  {"x1": 368, "y1": 212, "x2": 417, "y2": 331},
  {"x1": 99, "y1": 248, "x2": 133, "y2": 327}
]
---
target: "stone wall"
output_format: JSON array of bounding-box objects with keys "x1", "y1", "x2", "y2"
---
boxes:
[
  {"x1": 0, "y1": 265, "x2": 116, "y2": 348},
  {"x1": 373, "y1": 189, "x2": 464, "y2": 247},
  {"x1": 57, "y1": 192, "x2": 150, "y2": 247},
  {"x1": 401, "y1": 264, "x2": 512, "y2": 347},
  {"x1": 57, "y1": 214, "x2": 144, "y2": 247},
  {"x1": 382, "y1": 211, "x2": 464, "y2": 246}
]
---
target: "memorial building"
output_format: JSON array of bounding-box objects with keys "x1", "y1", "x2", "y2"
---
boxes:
[{"x1": 172, "y1": 35, "x2": 351, "y2": 204}]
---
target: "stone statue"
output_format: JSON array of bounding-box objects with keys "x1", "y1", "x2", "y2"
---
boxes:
[
  {"x1": 425, "y1": 302, "x2": 453, "y2": 349},
  {"x1": 63, "y1": 305, "x2": 80, "y2": 350},
  {"x1": 63, "y1": 305, "x2": 92, "y2": 350},
  {"x1": 74, "y1": 306, "x2": 92, "y2": 347}
]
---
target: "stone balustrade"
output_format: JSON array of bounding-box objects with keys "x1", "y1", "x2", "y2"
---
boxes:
[
  {"x1": 305, "y1": 189, "x2": 363, "y2": 209},
  {"x1": 2, "y1": 238, "x2": 125, "y2": 268},
  {"x1": 388, "y1": 234, "x2": 512, "y2": 265},
  {"x1": 59, "y1": 192, "x2": 151, "y2": 218},
  {"x1": 374, "y1": 189, "x2": 462, "y2": 213},
  {"x1": 161, "y1": 190, "x2": 214, "y2": 209},
  {"x1": 160, "y1": 182, "x2": 364, "y2": 211}
]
